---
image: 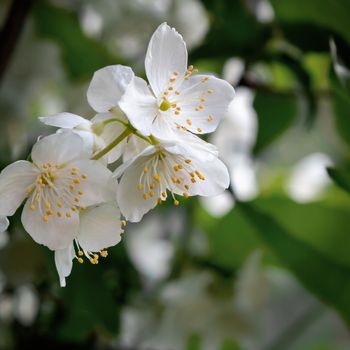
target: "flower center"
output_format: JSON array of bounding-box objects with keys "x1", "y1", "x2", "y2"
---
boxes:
[
  {"x1": 159, "y1": 99, "x2": 172, "y2": 111},
  {"x1": 27, "y1": 162, "x2": 88, "y2": 222},
  {"x1": 136, "y1": 151, "x2": 206, "y2": 206}
]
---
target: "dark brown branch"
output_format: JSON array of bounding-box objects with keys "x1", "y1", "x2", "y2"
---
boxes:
[{"x1": 0, "y1": 0, "x2": 33, "y2": 84}]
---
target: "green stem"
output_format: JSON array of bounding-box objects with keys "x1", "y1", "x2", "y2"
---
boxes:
[
  {"x1": 103, "y1": 118, "x2": 128, "y2": 127},
  {"x1": 91, "y1": 128, "x2": 132, "y2": 160}
]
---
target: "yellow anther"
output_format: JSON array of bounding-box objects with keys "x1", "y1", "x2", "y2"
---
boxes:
[
  {"x1": 78, "y1": 190, "x2": 83, "y2": 195},
  {"x1": 71, "y1": 167, "x2": 78, "y2": 172},
  {"x1": 120, "y1": 220, "x2": 126, "y2": 227},
  {"x1": 191, "y1": 178, "x2": 196, "y2": 183},
  {"x1": 45, "y1": 201, "x2": 51, "y2": 209},
  {"x1": 94, "y1": 254, "x2": 99, "y2": 259},
  {"x1": 153, "y1": 174, "x2": 160, "y2": 183},
  {"x1": 57, "y1": 201, "x2": 63, "y2": 208},
  {"x1": 42, "y1": 215, "x2": 49, "y2": 222},
  {"x1": 190, "y1": 172, "x2": 195, "y2": 178},
  {"x1": 174, "y1": 165, "x2": 179, "y2": 171},
  {"x1": 168, "y1": 86, "x2": 173, "y2": 90},
  {"x1": 78, "y1": 258, "x2": 84, "y2": 264},
  {"x1": 174, "y1": 200, "x2": 180, "y2": 206},
  {"x1": 173, "y1": 71, "x2": 179, "y2": 76},
  {"x1": 149, "y1": 191, "x2": 155, "y2": 197},
  {"x1": 69, "y1": 184, "x2": 75, "y2": 190},
  {"x1": 207, "y1": 89, "x2": 213, "y2": 93},
  {"x1": 197, "y1": 128, "x2": 203, "y2": 133},
  {"x1": 195, "y1": 108, "x2": 199, "y2": 111},
  {"x1": 183, "y1": 192, "x2": 189, "y2": 198},
  {"x1": 175, "y1": 90, "x2": 180, "y2": 95},
  {"x1": 30, "y1": 204, "x2": 35, "y2": 211},
  {"x1": 172, "y1": 177, "x2": 178, "y2": 183},
  {"x1": 73, "y1": 178, "x2": 80, "y2": 184},
  {"x1": 143, "y1": 193, "x2": 148, "y2": 200},
  {"x1": 164, "y1": 91, "x2": 169, "y2": 96},
  {"x1": 144, "y1": 166, "x2": 148, "y2": 173},
  {"x1": 188, "y1": 65, "x2": 194, "y2": 71},
  {"x1": 186, "y1": 119, "x2": 192, "y2": 126},
  {"x1": 157, "y1": 198, "x2": 162, "y2": 205},
  {"x1": 150, "y1": 183, "x2": 155, "y2": 189},
  {"x1": 71, "y1": 206, "x2": 77, "y2": 211},
  {"x1": 57, "y1": 211, "x2": 62, "y2": 217},
  {"x1": 162, "y1": 191, "x2": 167, "y2": 197},
  {"x1": 169, "y1": 77, "x2": 176, "y2": 82},
  {"x1": 160, "y1": 99, "x2": 172, "y2": 111},
  {"x1": 184, "y1": 184, "x2": 189, "y2": 190},
  {"x1": 66, "y1": 212, "x2": 71, "y2": 218},
  {"x1": 137, "y1": 183, "x2": 143, "y2": 190},
  {"x1": 74, "y1": 197, "x2": 79, "y2": 203},
  {"x1": 81, "y1": 174, "x2": 87, "y2": 179},
  {"x1": 178, "y1": 164, "x2": 183, "y2": 169},
  {"x1": 207, "y1": 115, "x2": 213, "y2": 122},
  {"x1": 56, "y1": 164, "x2": 61, "y2": 169},
  {"x1": 100, "y1": 250, "x2": 108, "y2": 258},
  {"x1": 46, "y1": 209, "x2": 53, "y2": 216},
  {"x1": 175, "y1": 111, "x2": 180, "y2": 115},
  {"x1": 176, "y1": 178, "x2": 181, "y2": 184},
  {"x1": 200, "y1": 98, "x2": 206, "y2": 102},
  {"x1": 171, "y1": 103, "x2": 177, "y2": 108},
  {"x1": 78, "y1": 250, "x2": 84, "y2": 256}
]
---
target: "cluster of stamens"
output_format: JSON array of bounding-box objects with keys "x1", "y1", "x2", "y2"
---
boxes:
[
  {"x1": 136, "y1": 152, "x2": 206, "y2": 206},
  {"x1": 73, "y1": 239, "x2": 108, "y2": 265},
  {"x1": 27, "y1": 163, "x2": 88, "y2": 223},
  {"x1": 158, "y1": 66, "x2": 216, "y2": 133}
]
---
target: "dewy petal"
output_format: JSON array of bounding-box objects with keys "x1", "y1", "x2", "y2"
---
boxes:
[
  {"x1": 22, "y1": 197, "x2": 79, "y2": 250},
  {"x1": 39, "y1": 113, "x2": 90, "y2": 129},
  {"x1": 0, "y1": 160, "x2": 37, "y2": 216},
  {"x1": 78, "y1": 202, "x2": 122, "y2": 252},
  {"x1": 174, "y1": 74, "x2": 235, "y2": 134},
  {"x1": 54, "y1": 244, "x2": 75, "y2": 287},
  {"x1": 87, "y1": 65, "x2": 134, "y2": 112},
  {"x1": 145, "y1": 22, "x2": 187, "y2": 97},
  {"x1": 31, "y1": 132, "x2": 88, "y2": 167},
  {"x1": 117, "y1": 158, "x2": 158, "y2": 222},
  {"x1": 0, "y1": 216, "x2": 9, "y2": 232},
  {"x1": 68, "y1": 159, "x2": 115, "y2": 206},
  {"x1": 119, "y1": 77, "x2": 158, "y2": 136}
]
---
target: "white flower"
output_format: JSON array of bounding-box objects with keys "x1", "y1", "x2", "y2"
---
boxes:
[
  {"x1": 0, "y1": 132, "x2": 114, "y2": 250},
  {"x1": 55, "y1": 202, "x2": 123, "y2": 287},
  {"x1": 40, "y1": 112, "x2": 127, "y2": 164},
  {"x1": 119, "y1": 22, "x2": 235, "y2": 138},
  {"x1": 114, "y1": 134, "x2": 229, "y2": 222}
]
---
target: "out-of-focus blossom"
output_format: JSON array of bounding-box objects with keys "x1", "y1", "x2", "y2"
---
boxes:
[
  {"x1": 286, "y1": 153, "x2": 332, "y2": 203},
  {"x1": 200, "y1": 191, "x2": 234, "y2": 218},
  {"x1": 223, "y1": 58, "x2": 245, "y2": 86},
  {"x1": 211, "y1": 88, "x2": 259, "y2": 201},
  {"x1": 13, "y1": 285, "x2": 39, "y2": 326}
]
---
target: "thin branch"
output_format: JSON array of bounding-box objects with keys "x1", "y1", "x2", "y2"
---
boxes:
[{"x1": 0, "y1": 0, "x2": 33, "y2": 84}]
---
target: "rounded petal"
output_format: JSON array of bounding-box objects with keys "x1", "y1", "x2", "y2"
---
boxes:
[
  {"x1": 87, "y1": 65, "x2": 134, "y2": 112},
  {"x1": 31, "y1": 132, "x2": 88, "y2": 167},
  {"x1": 0, "y1": 216, "x2": 9, "y2": 232},
  {"x1": 175, "y1": 74, "x2": 235, "y2": 134},
  {"x1": 145, "y1": 22, "x2": 187, "y2": 96},
  {"x1": 119, "y1": 77, "x2": 158, "y2": 136},
  {"x1": 78, "y1": 203, "x2": 122, "y2": 252},
  {"x1": 54, "y1": 244, "x2": 75, "y2": 287},
  {"x1": 68, "y1": 159, "x2": 115, "y2": 206},
  {"x1": 39, "y1": 113, "x2": 90, "y2": 129},
  {"x1": 22, "y1": 197, "x2": 79, "y2": 250},
  {"x1": 117, "y1": 159, "x2": 158, "y2": 222},
  {"x1": 0, "y1": 160, "x2": 37, "y2": 216}
]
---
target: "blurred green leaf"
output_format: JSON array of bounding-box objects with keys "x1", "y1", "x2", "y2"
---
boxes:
[
  {"x1": 327, "y1": 167, "x2": 350, "y2": 196},
  {"x1": 270, "y1": 0, "x2": 350, "y2": 45},
  {"x1": 253, "y1": 91, "x2": 298, "y2": 154},
  {"x1": 33, "y1": 2, "x2": 119, "y2": 81},
  {"x1": 220, "y1": 339, "x2": 241, "y2": 350},
  {"x1": 237, "y1": 201, "x2": 350, "y2": 326},
  {"x1": 330, "y1": 67, "x2": 350, "y2": 147}
]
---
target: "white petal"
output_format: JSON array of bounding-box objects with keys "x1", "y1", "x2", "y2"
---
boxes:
[
  {"x1": 78, "y1": 203, "x2": 122, "y2": 252},
  {"x1": 175, "y1": 74, "x2": 234, "y2": 134},
  {"x1": 31, "y1": 132, "x2": 88, "y2": 167},
  {"x1": 145, "y1": 23, "x2": 187, "y2": 96},
  {"x1": 68, "y1": 159, "x2": 115, "y2": 206},
  {"x1": 123, "y1": 135, "x2": 150, "y2": 162},
  {"x1": 39, "y1": 113, "x2": 90, "y2": 129},
  {"x1": 87, "y1": 65, "x2": 134, "y2": 112},
  {"x1": 22, "y1": 197, "x2": 79, "y2": 250},
  {"x1": 0, "y1": 216, "x2": 9, "y2": 232},
  {"x1": 0, "y1": 161, "x2": 37, "y2": 216},
  {"x1": 54, "y1": 244, "x2": 75, "y2": 287},
  {"x1": 117, "y1": 159, "x2": 158, "y2": 222},
  {"x1": 119, "y1": 77, "x2": 158, "y2": 136}
]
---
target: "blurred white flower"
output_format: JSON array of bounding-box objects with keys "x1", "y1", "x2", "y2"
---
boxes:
[
  {"x1": 126, "y1": 214, "x2": 174, "y2": 282},
  {"x1": 223, "y1": 58, "x2": 245, "y2": 86},
  {"x1": 14, "y1": 285, "x2": 39, "y2": 326},
  {"x1": 286, "y1": 153, "x2": 332, "y2": 203},
  {"x1": 80, "y1": 4, "x2": 104, "y2": 38},
  {"x1": 0, "y1": 294, "x2": 14, "y2": 323},
  {"x1": 211, "y1": 88, "x2": 259, "y2": 201},
  {"x1": 200, "y1": 191, "x2": 234, "y2": 218}
]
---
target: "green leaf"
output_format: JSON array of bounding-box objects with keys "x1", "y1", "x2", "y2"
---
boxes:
[
  {"x1": 327, "y1": 167, "x2": 350, "y2": 195},
  {"x1": 237, "y1": 201, "x2": 350, "y2": 325},
  {"x1": 329, "y1": 67, "x2": 350, "y2": 147},
  {"x1": 270, "y1": 0, "x2": 350, "y2": 45},
  {"x1": 33, "y1": 3, "x2": 120, "y2": 81},
  {"x1": 253, "y1": 91, "x2": 298, "y2": 154}
]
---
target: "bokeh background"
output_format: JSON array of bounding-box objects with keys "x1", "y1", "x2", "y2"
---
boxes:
[{"x1": 1, "y1": 0, "x2": 350, "y2": 349}]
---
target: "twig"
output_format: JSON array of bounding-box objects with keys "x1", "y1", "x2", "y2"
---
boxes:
[{"x1": 0, "y1": 0, "x2": 33, "y2": 84}]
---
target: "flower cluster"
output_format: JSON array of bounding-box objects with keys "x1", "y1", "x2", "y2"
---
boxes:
[{"x1": 0, "y1": 23, "x2": 234, "y2": 286}]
